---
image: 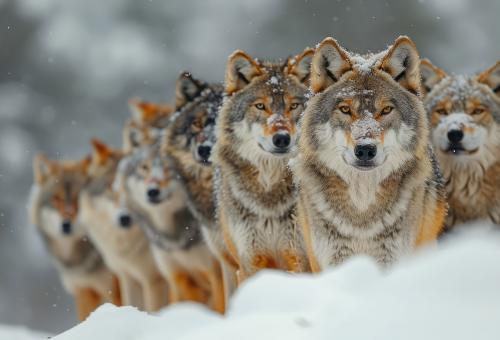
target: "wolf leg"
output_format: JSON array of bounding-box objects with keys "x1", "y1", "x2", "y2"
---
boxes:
[
  {"x1": 416, "y1": 198, "x2": 447, "y2": 246},
  {"x1": 297, "y1": 196, "x2": 322, "y2": 273},
  {"x1": 75, "y1": 288, "x2": 101, "y2": 321},
  {"x1": 173, "y1": 271, "x2": 208, "y2": 304},
  {"x1": 118, "y1": 273, "x2": 144, "y2": 309},
  {"x1": 142, "y1": 274, "x2": 168, "y2": 312}
]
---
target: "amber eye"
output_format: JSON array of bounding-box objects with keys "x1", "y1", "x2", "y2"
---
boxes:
[
  {"x1": 381, "y1": 106, "x2": 393, "y2": 115},
  {"x1": 435, "y1": 108, "x2": 448, "y2": 115},
  {"x1": 290, "y1": 103, "x2": 300, "y2": 110},
  {"x1": 339, "y1": 105, "x2": 351, "y2": 115},
  {"x1": 255, "y1": 103, "x2": 266, "y2": 110},
  {"x1": 191, "y1": 120, "x2": 202, "y2": 129},
  {"x1": 471, "y1": 107, "x2": 485, "y2": 115}
]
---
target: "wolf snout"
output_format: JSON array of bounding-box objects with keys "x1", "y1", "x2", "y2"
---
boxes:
[
  {"x1": 118, "y1": 214, "x2": 132, "y2": 228},
  {"x1": 447, "y1": 129, "x2": 464, "y2": 144},
  {"x1": 197, "y1": 145, "x2": 212, "y2": 161},
  {"x1": 61, "y1": 220, "x2": 72, "y2": 235},
  {"x1": 272, "y1": 132, "x2": 291, "y2": 149},
  {"x1": 147, "y1": 187, "x2": 161, "y2": 203},
  {"x1": 354, "y1": 143, "x2": 377, "y2": 161}
]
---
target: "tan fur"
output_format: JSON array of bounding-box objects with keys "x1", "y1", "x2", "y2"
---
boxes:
[
  {"x1": 29, "y1": 155, "x2": 120, "y2": 321},
  {"x1": 80, "y1": 140, "x2": 168, "y2": 312}
]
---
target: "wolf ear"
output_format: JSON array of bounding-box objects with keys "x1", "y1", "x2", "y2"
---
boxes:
[
  {"x1": 288, "y1": 47, "x2": 314, "y2": 84},
  {"x1": 311, "y1": 37, "x2": 352, "y2": 93},
  {"x1": 225, "y1": 50, "x2": 262, "y2": 95},
  {"x1": 379, "y1": 36, "x2": 421, "y2": 95},
  {"x1": 477, "y1": 61, "x2": 500, "y2": 96},
  {"x1": 175, "y1": 72, "x2": 206, "y2": 109},
  {"x1": 420, "y1": 59, "x2": 447, "y2": 96},
  {"x1": 33, "y1": 154, "x2": 54, "y2": 184},
  {"x1": 122, "y1": 123, "x2": 141, "y2": 152},
  {"x1": 90, "y1": 138, "x2": 114, "y2": 164}
]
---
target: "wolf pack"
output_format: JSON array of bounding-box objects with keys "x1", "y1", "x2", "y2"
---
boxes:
[{"x1": 28, "y1": 35, "x2": 500, "y2": 321}]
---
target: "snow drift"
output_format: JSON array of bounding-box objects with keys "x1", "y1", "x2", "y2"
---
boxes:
[{"x1": 53, "y1": 227, "x2": 500, "y2": 340}]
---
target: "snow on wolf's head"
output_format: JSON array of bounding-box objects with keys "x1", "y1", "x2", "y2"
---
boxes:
[
  {"x1": 421, "y1": 59, "x2": 500, "y2": 170},
  {"x1": 301, "y1": 36, "x2": 428, "y2": 182},
  {"x1": 217, "y1": 48, "x2": 313, "y2": 163}
]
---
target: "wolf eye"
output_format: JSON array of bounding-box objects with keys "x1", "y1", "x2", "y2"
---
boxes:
[
  {"x1": 381, "y1": 106, "x2": 393, "y2": 115},
  {"x1": 141, "y1": 163, "x2": 149, "y2": 171},
  {"x1": 471, "y1": 107, "x2": 485, "y2": 115},
  {"x1": 255, "y1": 103, "x2": 266, "y2": 110},
  {"x1": 290, "y1": 103, "x2": 300, "y2": 110},
  {"x1": 339, "y1": 105, "x2": 351, "y2": 115},
  {"x1": 435, "y1": 108, "x2": 448, "y2": 115}
]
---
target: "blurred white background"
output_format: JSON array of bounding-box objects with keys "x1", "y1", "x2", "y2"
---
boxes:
[{"x1": 0, "y1": 0, "x2": 498, "y2": 333}]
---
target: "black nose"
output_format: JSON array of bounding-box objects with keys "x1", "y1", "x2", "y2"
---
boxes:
[
  {"x1": 197, "y1": 145, "x2": 211, "y2": 160},
  {"x1": 354, "y1": 144, "x2": 377, "y2": 161},
  {"x1": 118, "y1": 214, "x2": 132, "y2": 228},
  {"x1": 61, "y1": 221, "x2": 72, "y2": 235},
  {"x1": 147, "y1": 188, "x2": 160, "y2": 199},
  {"x1": 447, "y1": 129, "x2": 464, "y2": 144},
  {"x1": 272, "y1": 133, "x2": 291, "y2": 149}
]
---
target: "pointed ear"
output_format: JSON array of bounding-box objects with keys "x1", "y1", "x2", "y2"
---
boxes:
[
  {"x1": 379, "y1": 36, "x2": 421, "y2": 95},
  {"x1": 311, "y1": 37, "x2": 352, "y2": 93},
  {"x1": 225, "y1": 50, "x2": 262, "y2": 95},
  {"x1": 175, "y1": 72, "x2": 206, "y2": 109},
  {"x1": 477, "y1": 61, "x2": 500, "y2": 96},
  {"x1": 287, "y1": 47, "x2": 314, "y2": 84},
  {"x1": 128, "y1": 98, "x2": 156, "y2": 124},
  {"x1": 90, "y1": 138, "x2": 113, "y2": 164},
  {"x1": 420, "y1": 59, "x2": 447, "y2": 96},
  {"x1": 33, "y1": 154, "x2": 54, "y2": 184}
]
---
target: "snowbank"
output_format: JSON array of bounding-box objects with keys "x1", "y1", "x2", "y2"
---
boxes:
[{"x1": 54, "y1": 228, "x2": 500, "y2": 340}]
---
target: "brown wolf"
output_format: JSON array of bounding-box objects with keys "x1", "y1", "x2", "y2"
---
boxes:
[
  {"x1": 163, "y1": 72, "x2": 233, "y2": 309},
  {"x1": 118, "y1": 141, "x2": 224, "y2": 312},
  {"x1": 294, "y1": 36, "x2": 447, "y2": 271},
  {"x1": 122, "y1": 99, "x2": 174, "y2": 153},
  {"x1": 28, "y1": 155, "x2": 120, "y2": 320},
  {"x1": 79, "y1": 139, "x2": 167, "y2": 312},
  {"x1": 213, "y1": 48, "x2": 314, "y2": 281},
  {"x1": 421, "y1": 59, "x2": 500, "y2": 229}
]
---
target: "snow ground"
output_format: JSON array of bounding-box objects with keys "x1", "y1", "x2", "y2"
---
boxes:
[{"x1": 42, "y1": 226, "x2": 500, "y2": 339}]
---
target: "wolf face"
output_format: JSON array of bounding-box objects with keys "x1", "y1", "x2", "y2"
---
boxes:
[
  {"x1": 85, "y1": 139, "x2": 132, "y2": 229},
  {"x1": 166, "y1": 72, "x2": 223, "y2": 166},
  {"x1": 303, "y1": 36, "x2": 426, "y2": 181},
  {"x1": 123, "y1": 99, "x2": 173, "y2": 153},
  {"x1": 421, "y1": 60, "x2": 500, "y2": 167},
  {"x1": 31, "y1": 155, "x2": 90, "y2": 237},
  {"x1": 127, "y1": 145, "x2": 179, "y2": 206},
  {"x1": 219, "y1": 48, "x2": 313, "y2": 161}
]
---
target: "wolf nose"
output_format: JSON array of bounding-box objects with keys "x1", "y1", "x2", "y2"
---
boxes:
[
  {"x1": 197, "y1": 145, "x2": 211, "y2": 160},
  {"x1": 447, "y1": 129, "x2": 464, "y2": 143},
  {"x1": 147, "y1": 188, "x2": 160, "y2": 199},
  {"x1": 118, "y1": 214, "x2": 132, "y2": 228},
  {"x1": 61, "y1": 221, "x2": 72, "y2": 235},
  {"x1": 272, "y1": 133, "x2": 291, "y2": 149},
  {"x1": 354, "y1": 144, "x2": 377, "y2": 161}
]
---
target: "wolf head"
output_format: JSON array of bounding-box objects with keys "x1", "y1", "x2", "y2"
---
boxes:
[
  {"x1": 32, "y1": 154, "x2": 90, "y2": 237},
  {"x1": 421, "y1": 59, "x2": 500, "y2": 168},
  {"x1": 127, "y1": 144, "x2": 179, "y2": 206},
  {"x1": 122, "y1": 99, "x2": 173, "y2": 153},
  {"x1": 301, "y1": 36, "x2": 427, "y2": 179},
  {"x1": 165, "y1": 72, "x2": 223, "y2": 166},
  {"x1": 218, "y1": 48, "x2": 313, "y2": 160},
  {"x1": 86, "y1": 139, "x2": 132, "y2": 229}
]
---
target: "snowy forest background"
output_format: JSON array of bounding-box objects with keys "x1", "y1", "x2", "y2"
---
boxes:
[{"x1": 0, "y1": 0, "x2": 499, "y2": 334}]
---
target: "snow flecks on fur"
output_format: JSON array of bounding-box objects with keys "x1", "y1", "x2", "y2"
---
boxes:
[
  {"x1": 351, "y1": 113, "x2": 382, "y2": 140},
  {"x1": 426, "y1": 75, "x2": 490, "y2": 111},
  {"x1": 348, "y1": 50, "x2": 388, "y2": 74}
]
